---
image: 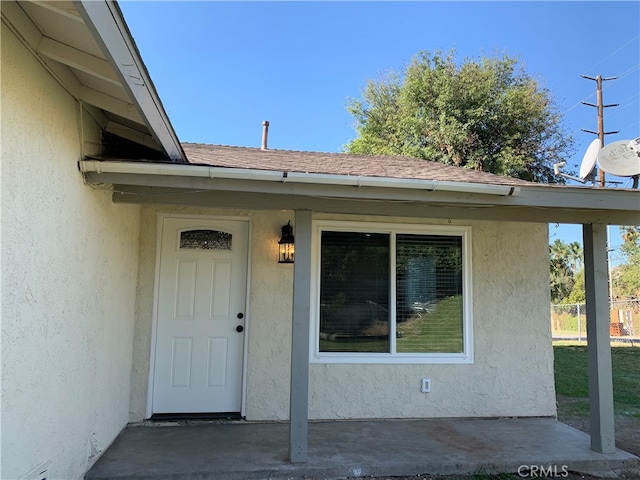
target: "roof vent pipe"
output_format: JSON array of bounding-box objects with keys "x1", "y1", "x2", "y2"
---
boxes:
[{"x1": 261, "y1": 120, "x2": 269, "y2": 150}]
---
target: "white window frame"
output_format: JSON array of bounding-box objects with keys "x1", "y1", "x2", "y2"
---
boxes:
[{"x1": 310, "y1": 220, "x2": 473, "y2": 364}]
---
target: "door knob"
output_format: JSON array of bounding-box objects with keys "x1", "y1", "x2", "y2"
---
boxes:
[{"x1": 236, "y1": 325, "x2": 244, "y2": 333}]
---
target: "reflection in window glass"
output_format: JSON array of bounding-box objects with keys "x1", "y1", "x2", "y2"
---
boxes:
[
  {"x1": 396, "y1": 235, "x2": 463, "y2": 353},
  {"x1": 320, "y1": 232, "x2": 389, "y2": 353},
  {"x1": 317, "y1": 230, "x2": 465, "y2": 356}
]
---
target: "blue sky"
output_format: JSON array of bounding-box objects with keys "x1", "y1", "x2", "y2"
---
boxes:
[{"x1": 119, "y1": 1, "x2": 639, "y2": 257}]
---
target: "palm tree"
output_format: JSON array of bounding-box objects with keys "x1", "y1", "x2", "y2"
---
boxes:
[
  {"x1": 567, "y1": 241, "x2": 583, "y2": 275},
  {"x1": 550, "y1": 239, "x2": 570, "y2": 270},
  {"x1": 550, "y1": 239, "x2": 574, "y2": 303}
]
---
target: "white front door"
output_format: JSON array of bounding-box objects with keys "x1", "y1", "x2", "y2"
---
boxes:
[{"x1": 152, "y1": 217, "x2": 248, "y2": 414}]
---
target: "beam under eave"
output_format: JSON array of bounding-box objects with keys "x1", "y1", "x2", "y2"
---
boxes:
[
  {"x1": 105, "y1": 121, "x2": 162, "y2": 152},
  {"x1": 31, "y1": 1, "x2": 85, "y2": 24},
  {"x1": 79, "y1": 86, "x2": 144, "y2": 124},
  {"x1": 83, "y1": 103, "x2": 109, "y2": 130},
  {"x1": 1, "y1": 2, "x2": 143, "y2": 126},
  {"x1": 74, "y1": 1, "x2": 185, "y2": 162},
  {"x1": 108, "y1": 186, "x2": 640, "y2": 225},
  {"x1": 2, "y1": 2, "x2": 87, "y2": 108},
  {"x1": 1, "y1": 2, "x2": 42, "y2": 50},
  {"x1": 36, "y1": 36, "x2": 121, "y2": 85},
  {"x1": 583, "y1": 223, "x2": 616, "y2": 454}
]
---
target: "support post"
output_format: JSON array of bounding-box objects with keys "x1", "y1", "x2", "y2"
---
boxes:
[
  {"x1": 577, "y1": 303, "x2": 582, "y2": 343},
  {"x1": 582, "y1": 223, "x2": 616, "y2": 453},
  {"x1": 289, "y1": 210, "x2": 312, "y2": 463}
]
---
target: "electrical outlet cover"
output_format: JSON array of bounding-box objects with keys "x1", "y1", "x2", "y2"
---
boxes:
[{"x1": 421, "y1": 377, "x2": 431, "y2": 393}]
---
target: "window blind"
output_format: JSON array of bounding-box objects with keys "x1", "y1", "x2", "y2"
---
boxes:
[{"x1": 319, "y1": 231, "x2": 390, "y2": 352}]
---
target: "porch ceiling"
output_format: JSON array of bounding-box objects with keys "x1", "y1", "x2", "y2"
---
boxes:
[{"x1": 0, "y1": 0, "x2": 184, "y2": 161}]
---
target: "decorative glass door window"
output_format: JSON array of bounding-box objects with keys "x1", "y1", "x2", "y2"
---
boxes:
[{"x1": 180, "y1": 230, "x2": 232, "y2": 250}]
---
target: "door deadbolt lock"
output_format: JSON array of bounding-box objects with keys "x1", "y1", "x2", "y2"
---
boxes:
[{"x1": 237, "y1": 313, "x2": 244, "y2": 319}]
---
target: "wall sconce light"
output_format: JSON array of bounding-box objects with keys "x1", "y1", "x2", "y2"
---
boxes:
[{"x1": 278, "y1": 221, "x2": 295, "y2": 263}]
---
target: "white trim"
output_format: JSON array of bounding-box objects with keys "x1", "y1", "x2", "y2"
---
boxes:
[
  {"x1": 240, "y1": 218, "x2": 253, "y2": 418},
  {"x1": 146, "y1": 213, "x2": 252, "y2": 417},
  {"x1": 309, "y1": 220, "x2": 473, "y2": 365},
  {"x1": 145, "y1": 212, "x2": 164, "y2": 419}
]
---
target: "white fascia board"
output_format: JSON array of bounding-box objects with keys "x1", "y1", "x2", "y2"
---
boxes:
[
  {"x1": 78, "y1": 160, "x2": 520, "y2": 197},
  {"x1": 74, "y1": 1, "x2": 185, "y2": 162}
]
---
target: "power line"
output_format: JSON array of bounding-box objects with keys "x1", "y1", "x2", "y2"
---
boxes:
[
  {"x1": 613, "y1": 63, "x2": 640, "y2": 82},
  {"x1": 582, "y1": 34, "x2": 640, "y2": 74},
  {"x1": 565, "y1": 65, "x2": 639, "y2": 115},
  {"x1": 564, "y1": 35, "x2": 639, "y2": 114}
]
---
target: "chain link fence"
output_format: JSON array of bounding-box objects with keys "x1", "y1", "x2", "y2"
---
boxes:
[{"x1": 551, "y1": 299, "x2": 640, "y2": 343}]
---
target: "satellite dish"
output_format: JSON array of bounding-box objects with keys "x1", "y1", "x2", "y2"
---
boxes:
[
  {"x1": 597, "y1": 140, "x2": 640, "y2": 177},
  {"x1": 579, "y1": 139, "x2": 600, "y2": 180}
]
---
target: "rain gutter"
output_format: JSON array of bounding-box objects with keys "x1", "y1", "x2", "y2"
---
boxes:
[{"x1": 78, "y1": 160, "x2": 521, "y2": 196}]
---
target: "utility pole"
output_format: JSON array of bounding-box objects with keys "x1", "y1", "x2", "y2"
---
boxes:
[{"x1": 581, "y1": 75, "x2": 619, "y2": 187}]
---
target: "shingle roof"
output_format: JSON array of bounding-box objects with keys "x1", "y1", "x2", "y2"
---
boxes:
[{"x1": 182, "y1": 143, "x2": 534, "y2": 187}]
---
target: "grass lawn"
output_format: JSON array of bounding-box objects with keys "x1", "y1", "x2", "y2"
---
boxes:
[
  {"x1": 396, "y1": 296, "x2": 463, "y2": 353},
  {"x1": 554, "y1": 345, "x2": 640, "y2": 419},
  {"x1": 320, "y1": 296, "x2": 463, "y2": 353}
]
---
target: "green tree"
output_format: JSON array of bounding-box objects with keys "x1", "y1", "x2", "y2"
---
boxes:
[
  {"x1": 345, "y1": 50, "x2": 574, "y2": 183},
  {"x1": 567, "y1": 241, "x2": 583, "y2": 275},
  {"x1": 550, "y1": 239, "x2": 575, "y2": 303},
  {"x1": 561, "y1": 241, "x2": 584, "y2": 304},
  {"x1": 565, "y1": 270, "x2": 585, "y2": 304},
  {"x1": 615, "y1": 226, "x2": 640, "y2": 299},
  {"x1": 620, "y1": 226, "x2": 640, "y2": 261}
]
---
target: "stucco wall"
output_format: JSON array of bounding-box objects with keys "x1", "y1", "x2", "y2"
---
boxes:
[
  {"x1": 132, "y1": 208, "x2": 555, "y2": 423},
  {"x1": 307, "y1": 216, "x2": 555, "y2": 420},
  {"x1": 129, "y1": 206, "x2": 293, "y2": 421},
  {"x1": 1, "y1": 27, "x2": 141, "y2": 480}
]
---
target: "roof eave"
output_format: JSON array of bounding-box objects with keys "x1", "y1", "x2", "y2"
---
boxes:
[
  {"x1": 74, "y1": 1, "x2": 185, "y2": 162},
  {"x1": 78, "y1": 160, "x2": 640, "y2": 224},
  {"x1": 515, "y1": 184, "x2": 640, "y2": 215}
]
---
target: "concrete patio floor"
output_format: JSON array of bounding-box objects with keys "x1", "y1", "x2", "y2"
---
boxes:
[{"x1": 85, "y1": 417, "x2": 639, "y2": 480}]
